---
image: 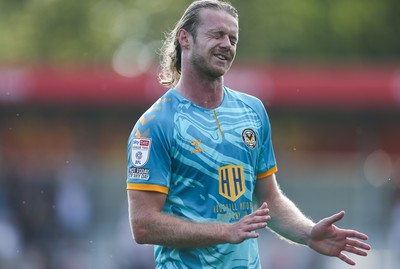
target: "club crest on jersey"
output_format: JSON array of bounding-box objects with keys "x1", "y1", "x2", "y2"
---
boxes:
[
  {"x1": 131, "y1": 138, "x2": 151, "y2": 167},
  {"x1": 242, "y1": 128, "x2": 257, "y2": 150}
]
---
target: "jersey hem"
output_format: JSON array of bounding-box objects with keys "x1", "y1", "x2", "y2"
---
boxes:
[
  {"x1": 127, "y1": 183, "x2": 169, "y2": 194},
  {"x1": 256, "y1": 166, "x2": 278, "y2": 179}
]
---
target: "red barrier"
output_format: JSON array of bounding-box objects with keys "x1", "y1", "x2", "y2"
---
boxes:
[{"x1": 1, "y1": 64, "x2": 399, "y2": 109}]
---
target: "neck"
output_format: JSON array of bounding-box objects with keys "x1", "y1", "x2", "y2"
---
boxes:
[{"x1": 175, "y1": 72, "x2": 224, "y2": 109}]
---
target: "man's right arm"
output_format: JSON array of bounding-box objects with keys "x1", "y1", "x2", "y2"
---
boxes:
[{"x1": 127, "y1": 189, "x2": 270, "y2": 248}]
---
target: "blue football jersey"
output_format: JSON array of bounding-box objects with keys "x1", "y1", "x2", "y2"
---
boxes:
[{"x1": 127, "y1": 87, "x2": 277, "y2": 269}]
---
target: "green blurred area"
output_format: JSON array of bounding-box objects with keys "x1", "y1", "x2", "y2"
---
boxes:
[{"x1": 0, "y1": 0, "x2": 399, "y2": 64}]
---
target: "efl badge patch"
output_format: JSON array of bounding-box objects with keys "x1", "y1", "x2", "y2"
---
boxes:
[
  {"x1": 131, "y1": 138, "x2": 151, "y2": 167},
  {"x1": 242, "y1": 128, "x2": 257, "y2": 150}
]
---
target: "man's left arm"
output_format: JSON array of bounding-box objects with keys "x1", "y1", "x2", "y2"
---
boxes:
[{"x1": 255, "y1": 174, "x2": 371, "y2": 266}]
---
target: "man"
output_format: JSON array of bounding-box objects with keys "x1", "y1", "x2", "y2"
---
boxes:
[{"x1": 126, "y1": 1, "x2": 371, "y2": 268}]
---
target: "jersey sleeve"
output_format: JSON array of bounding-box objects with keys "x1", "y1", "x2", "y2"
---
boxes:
[
  {"x1": 126, "y1": 102, "x2": 173, "y2": 194},
  {"x1": 254, "y1": 99, "x2": 278, "y2": 179}
]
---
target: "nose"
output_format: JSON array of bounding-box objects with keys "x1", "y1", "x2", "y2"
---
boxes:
[{"x1": 219, "y1": 34, "x2": 233, "y2": 49}]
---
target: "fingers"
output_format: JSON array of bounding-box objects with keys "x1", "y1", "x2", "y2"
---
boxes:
[
  {"x1": 344, "y1": 245, "x2": 368, "y2": 257},
  {"x1": 338, "y1": 243, "x2": 370, "y2": 266},
  {"x1": 338, "y1": 252, "x2": 356, "y2": 266},
  {"x1": 230, "y1": 202, "x2": 271, "y2": 243},
  {"x1": 245, "y1": 221, "x2": 268, "y2": 232},
  {"x1": 241, "y1": 203, "x2": 270, "y2": 231},
  {"x1": 337, "y1": 237, "x2": 371, "y2": 265},
  {"x1": 246, "y1": 202, "x2": 269, "y2": 220},
  {"x1": 255, "y1": 202, "x2": 268, "y2": 212},
  {"x1": 242, "y1": 230, "x2": 260, "y2": 239},
  {"x1": 345, "y1": 230, "x2": 369, "y2": 241},
  {"x1": 254, "y1": 204, "x2": 269, "y2": 215},
  {"x1": 245, "y1": 210, "x2": 270, "y2": 227},
  {"x1": 259, "y1": 202, "x2": 268, "y2": 208},
  {"x1": 346, "y1": 238, "x2": 371, "y2": 251}
]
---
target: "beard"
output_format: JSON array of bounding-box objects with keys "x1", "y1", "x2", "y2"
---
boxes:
[{"x1": 190, "y1": 47, "x2": 234, "y2": 79}]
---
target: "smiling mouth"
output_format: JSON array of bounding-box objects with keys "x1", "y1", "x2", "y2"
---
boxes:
[{"x1": 214, "y1": 54, "x2": 229, "y2": 61}]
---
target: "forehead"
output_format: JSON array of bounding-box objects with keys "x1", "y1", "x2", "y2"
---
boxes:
[{"x1": 197, "y1": 8, "x2": 238, "y2": 35}]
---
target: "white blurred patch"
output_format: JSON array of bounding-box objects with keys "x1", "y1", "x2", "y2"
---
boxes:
[
  {"x1": 363, "y1": 150, "x2": 392, "y2": 187},
  {"x1": 0, "y1": 219, "x2": 21, "y2": 259},
  {"x1": 112, "y1": 40, "x2": 154, "y2": 77}
]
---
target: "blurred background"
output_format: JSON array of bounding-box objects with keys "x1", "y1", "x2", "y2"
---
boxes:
[{"x1": 0, "y1": 0, "x2": 399, "y2": 268}]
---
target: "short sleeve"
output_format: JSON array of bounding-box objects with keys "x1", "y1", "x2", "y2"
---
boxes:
[
  {"x1": 255, "y1": 100, "x2": 278, "y2": 178},
  {"x1": 126, "y1": 105, "x2": 173, "y2": 194}
]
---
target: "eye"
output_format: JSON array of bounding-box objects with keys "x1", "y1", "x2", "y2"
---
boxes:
[
  {"x1": 209, "y1": 30, "x2": 237, "y2": 46},
  {"x1": 212, "y1": 31, "x2": 224, "y2": 39}
]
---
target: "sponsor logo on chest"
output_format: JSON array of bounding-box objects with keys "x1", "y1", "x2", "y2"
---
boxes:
[{"x1": 218, "y1": 165, "x2": 246, "y2": 202}]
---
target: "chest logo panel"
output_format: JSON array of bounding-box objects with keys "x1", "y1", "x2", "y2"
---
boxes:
[
  {"x1": 218, "y1": 165, "x2": 245, "y2": 202},
  {"x1": 242, "y1": 128, "x2": 257, "y2": 150}
]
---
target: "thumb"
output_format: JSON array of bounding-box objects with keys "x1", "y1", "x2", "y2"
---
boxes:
[{"x1": 323, "y1": 211, "x2": 345, "y2": 226}]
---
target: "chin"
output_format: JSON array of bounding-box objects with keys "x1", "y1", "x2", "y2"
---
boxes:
[
  {"x1": 210, "y1": 71, "x2": 227, "y2": 79},
  {"x1": 212, "y1": 65, "x2": 231, "y2": 77}
]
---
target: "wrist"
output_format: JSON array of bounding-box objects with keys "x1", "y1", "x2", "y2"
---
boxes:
[
  {"x1": 305, "y1": 224, "x2": 315, "y2": 247},
  {"x1": 218, "y1": 222, "x2": 231, "y2": 243},
  {"x1": 305, "y1": 220, "x2": 320, "y2": 248}
]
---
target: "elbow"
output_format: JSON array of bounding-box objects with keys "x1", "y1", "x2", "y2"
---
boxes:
[
  {"x1": 131, "y1": 222, "x2": 151, "y2": 245},
  {"x1": 132, "y1": 229, "x2": 147, "y2": 245}
]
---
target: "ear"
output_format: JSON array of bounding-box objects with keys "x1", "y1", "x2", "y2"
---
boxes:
[{"x1": 177, "y1": 29, "x2": 191, "y2": 49}]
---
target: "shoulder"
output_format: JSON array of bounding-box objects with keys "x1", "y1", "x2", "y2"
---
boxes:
[
  {"x1": 224, "y1": 86, "x2": 267, "y2": 115},
  {"x1": 142, "y1": 90, "x2": 179, "y2": 123},
  {"x1": 132, "y1": 89, "x2": 179, "y2": 138}
]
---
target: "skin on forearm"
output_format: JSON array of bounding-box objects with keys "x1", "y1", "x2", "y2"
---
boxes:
[
  {"x1": 255, "y1": 174, "x2": 315, "y2": 246},
  {"x1": 266, "y1": 192, "x2": 315, "y2": 245},
  {"x1": 131, "y1": 210, "x2": 229, "y2": 248},
  {"x1": 128, "y1": 190, "x2": 230, "y2": 248}
]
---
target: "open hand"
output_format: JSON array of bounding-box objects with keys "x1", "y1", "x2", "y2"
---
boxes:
[{"x1": 308, "y1": 211, "x2": 371, "y2": 265}]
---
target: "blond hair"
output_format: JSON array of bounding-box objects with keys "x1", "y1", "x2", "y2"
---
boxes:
[{"x1": 158, "y1": 0, "x2": 238, "y2": 88}]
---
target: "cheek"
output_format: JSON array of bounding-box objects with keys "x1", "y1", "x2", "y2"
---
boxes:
[{"x1": 230, "y1": 48, "x2": 237, "y2": 59}]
